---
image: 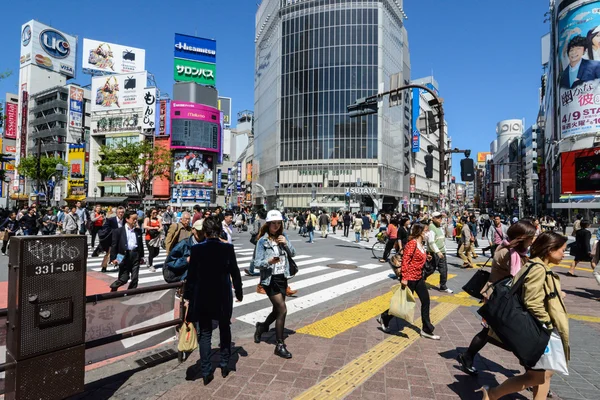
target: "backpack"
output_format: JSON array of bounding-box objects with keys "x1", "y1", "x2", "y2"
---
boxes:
[{"x1": 307, "y1": 215, "x2": 313, "y2": 228}]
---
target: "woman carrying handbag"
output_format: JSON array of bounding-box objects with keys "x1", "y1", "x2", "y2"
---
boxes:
[
  {"x1": 376, "y1": 223, "x2": 440, "y2": 340},
  {"x1": 477, "y1": 231, "x2": 570, "y2": 400},
  {"x1": 143, "y1": 208, "x2": 162, "y2": 272}
]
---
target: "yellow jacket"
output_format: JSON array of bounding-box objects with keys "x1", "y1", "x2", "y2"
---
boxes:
[{"x1": 513, "y1": 257, "x2": 570, "y2": 362}]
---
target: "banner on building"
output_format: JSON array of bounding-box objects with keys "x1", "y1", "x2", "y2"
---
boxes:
[
  {"x1": 174, "y1": 58, "x2": 216, "y2": 86},
  {"x1": 173, "y1": 151, "x2": 213, "y2": 187},
  {"x1": 158, "y1": 100, "x2": 168, "y2": 136},
  {"x1": 217, "y1": 168, "x2": 222, "y2": 189},
  {"x1": 557, "y1": 1, "x2": 600, "y2": 137},
  {"x1": 91, "y1": 72, "x2": 147, "y2": 112},
  {"x1": 174, "y1": 34, "x2": 217, "y2": 64},
  {"x1": 20, "y1": 20, "x2": 77, "y2": 78},
  {"x1": 246, "y1": 162, "x2": 252, "y2": 182},
  {"x1": 142, "y1": 88, "x2": 157, "y2": 130},
  {"x1": 236, "y1": 161, "x2": 242, "y2": 192},
  {"x1": 5, "y1": 101, "x2": 18, "y2": 139},
  {"x1": 19, "y1": 84, "x2": 28, "y2": 161},
  {"x1": 68, "y1": 144, "x2": 86, "y2": 200},
  {"x1": 69, "y1": 86, "x2": 84, "y2": 129},
  {"x1": 477, "y1": 152, "x2": 491, "y2": 163},
  {"x1": 82, "y1": 39, "x2": 146, "y2": 74},
  {"x1": 411, "y1": 89, "x2": 420, "y2": 152},
  {"x1": 218, "y1": 97, "x2": 232, "y2": 126}
]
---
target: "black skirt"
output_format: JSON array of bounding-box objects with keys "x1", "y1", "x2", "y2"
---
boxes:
[{"x1": 264, "y1": 274, "x2": 288, "y2": 297}]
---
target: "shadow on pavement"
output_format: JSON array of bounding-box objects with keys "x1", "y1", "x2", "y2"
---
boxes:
[
  {"x1": 564, "y1": 287, "x2": 600, "y2": 300},
  {"x1": 185, "y1": 345, "x2": 249, "y2": 382}
]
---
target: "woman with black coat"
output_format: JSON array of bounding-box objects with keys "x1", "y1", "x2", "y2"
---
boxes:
[
  {"x1": 183, "y1": 216, "x2": 243, "y2": 385},
  {"x1": 397, "y1": 217, "x2": 411, "y2": 250},
  {"x1": 568, "y1": 219, "x2": 592, "y2": 277}
]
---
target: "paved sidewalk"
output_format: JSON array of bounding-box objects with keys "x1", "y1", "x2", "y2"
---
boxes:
[{"x1": 71, "y1": 260, "x2": 600, "y2": 400}]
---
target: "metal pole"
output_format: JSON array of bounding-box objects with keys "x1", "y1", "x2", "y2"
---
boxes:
[{"x1": 438, "y1": 104, "x2": 445, "y2": 190}]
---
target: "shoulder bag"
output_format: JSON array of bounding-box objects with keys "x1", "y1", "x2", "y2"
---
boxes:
[
  {"x1": 477, "y1": 262, "x2": 550, "y2": 368},
  {"x1": 281, "y1": 245, "x2": 298, "y2": 277}
]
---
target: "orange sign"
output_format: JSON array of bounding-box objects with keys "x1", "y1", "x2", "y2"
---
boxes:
[{"x1": 477, "y1": 152, "x2": 491, "y2": 163}]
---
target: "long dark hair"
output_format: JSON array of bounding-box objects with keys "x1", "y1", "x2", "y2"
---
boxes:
[
  {"x1": 408, "y1": 223, "x2": 426, "y2": 242},
  {"x1": 530, "y1": 232, "x2": 568, "y2": 259},
  {"x1": 586, "y1": 28, "x2": 600, "y2": 60},
  {"x1": 258, "y1": 220, "x2": 283, "y2": 239},
  {"x1": 504, "y1": 220, "x2": 536, "y2": 252}
]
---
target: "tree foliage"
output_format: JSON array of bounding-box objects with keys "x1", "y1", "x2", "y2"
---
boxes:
[
  {"x1": 0, "y1": 70, "x2": 11, "y2": 81},
  {"x1": 95, "y1": 140, "x2": 172, "y2": 197},
  {"x1": 17, "y1": 156, "x2": 68, "y2": 195}
]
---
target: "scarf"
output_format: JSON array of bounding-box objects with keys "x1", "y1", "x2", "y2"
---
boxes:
[{"x1": 501, "y1": 240, "x2": 528, "y2": 276}]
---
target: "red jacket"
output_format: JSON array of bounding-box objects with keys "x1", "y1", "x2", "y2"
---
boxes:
[{"x1": 401, "y1": 239, "x2": 427, "y2": 281}]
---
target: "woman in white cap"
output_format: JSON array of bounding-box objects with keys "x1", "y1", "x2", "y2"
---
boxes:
[{"x1": 253, "y1": 210, "x2": 297, "y2": 358}]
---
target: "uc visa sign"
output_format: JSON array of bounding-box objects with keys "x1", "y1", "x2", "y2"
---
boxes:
[
  {"x1": 40, "y1": 29, "x2": 71, "y2": 58},
  {"x1": 20, "y1": 20, "x2": 77, "y2": 78}
]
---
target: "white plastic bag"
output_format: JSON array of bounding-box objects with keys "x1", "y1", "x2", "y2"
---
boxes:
[
  {"x1": 389, "y1": 285, "x2": 416, "y2": 323},
  {"x1": 533, "y1": 330, "x2": 569, "y2": 376}
]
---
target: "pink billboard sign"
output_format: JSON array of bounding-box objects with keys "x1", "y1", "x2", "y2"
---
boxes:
[
  {"x1": 5, "y1": 102, "x2": 18, "y2": 139},
  {"x1": 170, "y1": 101, "x2": 221, "y2": 153}
]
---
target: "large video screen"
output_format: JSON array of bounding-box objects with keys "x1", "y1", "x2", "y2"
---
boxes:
[
  {"x1": 171, "y1": 119, "x2": 219, "y2": 150},
  {"x1": 173, "y1": 151, "x2": 213, "y2": 187},
  {"x1": 575, "y1": 153, "x2": 600, "y2": 192}
]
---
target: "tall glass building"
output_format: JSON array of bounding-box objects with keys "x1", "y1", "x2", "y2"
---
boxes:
[{"x1": 254, "y1": 0, "x2": 411, "y2": 211}]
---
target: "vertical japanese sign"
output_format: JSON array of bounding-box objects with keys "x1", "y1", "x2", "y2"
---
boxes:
[
  {"x1": 557, "y1": 1, "x2": 600, "y2": 137},
  {"x1": 411, "y1": 88, "x2": 420, "y2": 152},
  {"x1": 20, "y1": 84, "x2": 28, "y2": 160},
  {"x1": 227, "y1": 168, "x2": 232, "y2": 195},
  {"x1": 236, "y1": 161, "x2": 242, "y2": 192},
  {"x1": 69, "y1": 86, "x2": 84, "y2": 129},
  {"x1": 142, "y1": 88, "x2": 156, "y2": 130},
  {"x1": 217, "y1": 168, "x2": 222, "y2": 189},
  {"x1": 5, "y1": 101, "x2": 18, "y2": 139},
  {"x1": 158, "y1": 100, "x2": 167, "y2": 136}
]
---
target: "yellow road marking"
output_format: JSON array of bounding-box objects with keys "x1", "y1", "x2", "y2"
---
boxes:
[
  {"x1": 294, "y1": 303, "x2": 459, "y2": 400},
  {"x1": 568, "y1": 314, "x2": 600, "y2": 323},
  {"x1": 296, "y1": 274, "x2": 457, "y2": 339},
  {"x1": 550, "y1": 263, "x2": 593, "y2": 273}
]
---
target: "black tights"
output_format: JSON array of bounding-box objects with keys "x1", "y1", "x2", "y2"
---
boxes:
[
  {"x1": 463, "y1": 326, "x2": 510, "y2": 365},
  {"x1": 263, "y1": 293, "x2": 287, "y2": 341}
]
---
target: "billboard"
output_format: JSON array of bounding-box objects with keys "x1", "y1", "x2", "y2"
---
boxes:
[
  {"x1": 142, "y1": 88, "x2": 157, "y2": 130},
  {"x1": 20, "y1": 20, "x2": 77, "y2": 78},
  {"x1": 170, "y1": 101, "x2": 221, "y2": 153},
  {"x1": 68, "y1": 144, "x2": 86, "y2": 199},
  {"x1": 174, "y1": 34, "x2": 216, "y2": 64},
  {"x1": 5, "y1": 101, "x2": 18, "y2": 139},
  {"x1": 174, "y1": 58, "x2": 216, "y2": 86},
  {"x1": 218, "y1": 97, "x2": 232, "y2": 126},
  {"x1": 477, "y1": 152, "x2": 491, "y2": 163},
  {"x1": 91, "y1": 72, "x2": 147, "y2": 112},
  {"x1": 557, "y1": 1, "x2": 600, "y2": 137},
  {"x1": 82, "y1": 39, "x2": 145, "y2": 74},
  {"x1": 69, "y1": 86, "x2": 84, "y2": 129},
  {"x1": 561, "y1": 147, "x2": 600, "y2": 193},
  {"x1": 173, "y1": 151, "x2": 214, "y2": 187}
]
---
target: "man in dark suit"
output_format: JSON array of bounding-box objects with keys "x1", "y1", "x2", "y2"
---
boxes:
[
  {"x1": 184, "y1": 216, "x2": 243, "y2": 385},
  {"x1": 109, "y1": 210, "x2": 145, "y2": 291},
  {"x1": 560, "y1": 35, "x2": 600, "y2": 89},
  {"x1": 95, "y1": 206, "x2": 126, "y2": 271}
]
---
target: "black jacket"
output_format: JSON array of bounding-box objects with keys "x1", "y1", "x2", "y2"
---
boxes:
[
  {"x1": 110, "y1": 225, "x2": 144, "y2": 262},
  {"x1": 99, "y1": 216, "x2": 124, "y2": 249},
  {"x1": 575, "y1": 229, "x2": 591, "y2": 257},
  {"x1": 0, "y1": 217, "x2": 18, "y2": 234},
  {"x1": 20, "y1": 214, "x2": 38, "y2": 231},
  {"x1": 343, "y1": 214, "x2": 352, "y2": 226},
  {"x1": 184, "y1": 238, "x2": 242, "y2": 321}
]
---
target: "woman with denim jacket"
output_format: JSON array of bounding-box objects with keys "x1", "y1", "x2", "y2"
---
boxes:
[{"x1": 253, "y1": 210, "x2": 297, "y2": 358}]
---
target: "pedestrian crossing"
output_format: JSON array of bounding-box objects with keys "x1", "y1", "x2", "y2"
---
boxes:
[{"x1": 84, "y1": 240, "x2": 401, "y2": 327}]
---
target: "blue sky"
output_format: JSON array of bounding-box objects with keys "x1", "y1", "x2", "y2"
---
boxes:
[{"x1": 0, "y1": 0, "x2": 550, "y2": 179}]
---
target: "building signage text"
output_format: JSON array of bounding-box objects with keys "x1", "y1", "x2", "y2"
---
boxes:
[
  {"x1": 349, "y1": 187, "x2": 378, "y2": 195},
  {"x1": 298, "y1": 169, "x2": 352, "y2": 176}
]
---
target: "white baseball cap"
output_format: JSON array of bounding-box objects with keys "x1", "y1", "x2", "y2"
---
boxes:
[{"x1": 265, "y1": 210, "x2": 283, "y2": 222}]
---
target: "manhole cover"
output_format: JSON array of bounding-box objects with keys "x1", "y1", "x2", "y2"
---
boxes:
[{"x1": 326, "y1": 263, "x2": 357, "y2": 269}]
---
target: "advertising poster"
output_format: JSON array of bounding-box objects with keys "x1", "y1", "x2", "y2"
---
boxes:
[
  {"x1": 217, "y1": 168, "x2": 222, "y2": 188},
  {"x1": 82, "y1": 39, "x2": 146, "y2": 74},
  {"x1": 411, "y1": 88, "x2": 420, "y2": 152},
  {"x1": 170, "y1": 101, "x2": 221, "y2": 153},
  {"x1": 557, "y1": 2, "x2": 600, "y2": 137},
  {"x1": 20, "y1": 20, "x2": 77, "y2": 78},
  {"x1": 173, "y1": 151, "x2": 213, "y2": 187},
  {"x1": 5, "y1": 102, "x2": 18, "y2": 139},
  {"x1": 68, "y1": 144, "x2": 86, "y2": 199},
  {"x1": 174, "y1": 58, "x2": 216, "y2": 86},
  {"x1": 142, "y1": 88, "x2": 157, "y2": 130},
  {"x1": 477, "y1": 152, "x2": 491, "y2": 163},
  {"x1": 218, "y1": 97, "x2": 232, "y2": 126},
  {"x1": 561, "y1": 148, "x2": 600, "y2": 193},
  {"x1": 236, "y1": 161, "x2": 242, "y2": 192},
  {"x1": 174, "y1": 34, "x2": 216, "y2": 64},
  {"x1": 91, "y1": 72, "x2": 147, "y2": 112},
  {"x1": 69, "y1": 86, "x2": 84, "y2": 129},
  {"x1": 158, "y1": 100, "x2": 168, "y2": 136},
  {"x1": 20, "y1": 84, "x2": 28, "y2": 160},
  {"x1": 246, "y1": 162, "x2": 253, "y2": 182}
]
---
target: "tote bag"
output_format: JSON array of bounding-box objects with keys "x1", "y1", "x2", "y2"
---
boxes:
[{"x1": 389, "y1": 285, "x2": 416, "y2": 323}]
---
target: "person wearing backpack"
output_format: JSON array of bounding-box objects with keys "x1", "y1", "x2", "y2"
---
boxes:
[
  {"x1": 457, "y1": 221, "x2": 537, "y2": 376},
  {"x1": 477, "y1": 231, "x2": 569, "y2": 400},
  {"x1": 305, "y1": 210, "x2": 317, "y2": 243}
]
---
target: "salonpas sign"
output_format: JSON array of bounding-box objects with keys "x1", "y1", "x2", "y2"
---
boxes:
[{"x1": 174, "y1": 58, "x2": 216, "y2": 86}]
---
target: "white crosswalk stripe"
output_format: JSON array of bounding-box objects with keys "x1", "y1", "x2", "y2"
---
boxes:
[{"x1": 84, "y1": 241, "x2": 397, "y2": 327}]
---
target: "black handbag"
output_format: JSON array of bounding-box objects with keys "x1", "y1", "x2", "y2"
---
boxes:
[
  {"x1": 462, "y1": 269, "x2": 491, "y2": 300},
  {"x1": 281, "y1": 245, "x2": 298, "y2": 277},
  {"x1": 477, "y1": 262, "x2": 550, "y2": 368}
]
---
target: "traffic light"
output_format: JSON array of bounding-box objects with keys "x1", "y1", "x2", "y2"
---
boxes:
[
  {"x1": 461, "y1": 158, "x2": 475, "y2": 181},
  {"x1": 347, "y1": 97, "x2": 378, "y2": 118},
  {"x1": 424, "y1": 154, "x2": 434, "y2": 179}
]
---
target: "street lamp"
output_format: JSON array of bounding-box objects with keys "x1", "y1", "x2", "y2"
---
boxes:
[{"x1": 532, "y1": 173, "x2": 539, "y2": 217}]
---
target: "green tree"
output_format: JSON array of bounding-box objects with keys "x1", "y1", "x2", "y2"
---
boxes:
[
  {"x1": 95, "y1": 140, "x2": 172, "y2": 198},
  {"x1": 17, "y1": 156, "x2": 68, "y2": 197}
]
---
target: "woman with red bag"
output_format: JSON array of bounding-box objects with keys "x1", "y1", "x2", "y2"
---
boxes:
[{"x1": 377, "y1": 223, "x2": 439, "y2": 340}]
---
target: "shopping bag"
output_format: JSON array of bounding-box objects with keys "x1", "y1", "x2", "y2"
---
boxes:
[
  {"x1": 177, "y1": 321, "x2": 198, "y2": 353},
  {"x1": 462, "y1": 269, "x2": 491, "y2": 300},
  {"x1": 389, "y1": 285, "x2": 415, "y2": 323},
  {"x1": 533, "y1": 330, "x2": 569, "y2": 376}
]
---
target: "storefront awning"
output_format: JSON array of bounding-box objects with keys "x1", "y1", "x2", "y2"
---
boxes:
[{"x1": 92, "y1": 196, "x2": 128, "y2": 205}]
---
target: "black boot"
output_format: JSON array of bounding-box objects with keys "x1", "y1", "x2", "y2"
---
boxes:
[
  {"x1": 274, "y1": 340, "x2": 292, "y2": 359},
  {"x1": 254, "y1": 322, "x2": 266, "y2": 344}
]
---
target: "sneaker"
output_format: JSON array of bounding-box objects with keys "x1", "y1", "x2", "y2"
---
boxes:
[
  {"x1": 149, "y1": 266, "x2": 156, "y2": 272},
  {"x1": 420, "y1": 331, "x2": 441, "y2": 340},
  {"x1": 376, "y1": 316, "x2": 390, "y2": 333},
  {"x1": 1, "y1": 252, "x2": 6, "y2": 256},
  {"x1": 439, "y1": 287, "x2": 454, "y2": 294}
]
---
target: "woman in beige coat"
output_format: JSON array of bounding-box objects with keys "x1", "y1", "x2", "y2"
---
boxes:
[{"x1": 479, "y1": 231, "x2": 569, "y2": 400}]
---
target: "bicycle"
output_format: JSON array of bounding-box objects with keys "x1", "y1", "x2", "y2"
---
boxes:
[{"x1": 371, "y1": 233, "x2": 387, "y2": 259}]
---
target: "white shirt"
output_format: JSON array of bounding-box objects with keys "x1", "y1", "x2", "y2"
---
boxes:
[
  {"x1": 269, "y1": 239, "x2": 286, "y2": 275},
  {"x1": 222, "y1": 221, "x2": 233, "y2": 244},
  {"x1": 117, "y1": 217, "x2": 123, "y2": 228},
  {"x1": 126, "y1": 226, "x2": 138, "y2": 250}
]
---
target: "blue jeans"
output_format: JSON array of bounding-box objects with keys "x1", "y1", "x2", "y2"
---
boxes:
[
  {"x1": 355, "y1": 231, "x2": 360, "y2": 242},
  {"x1": 308, "y1": 230, "x2": 314, "y2": 243},
  {"x1": 197, "y1": 318, "x2": 231, "y2": 377}
]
